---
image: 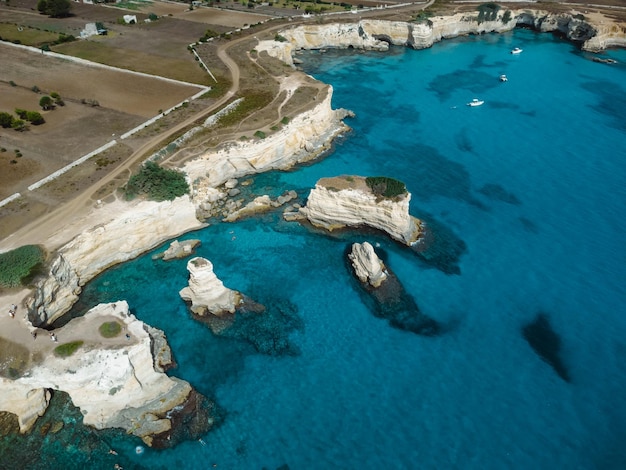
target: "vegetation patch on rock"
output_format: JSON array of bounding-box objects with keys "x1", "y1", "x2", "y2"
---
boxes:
[
  {"x1": 98, "y1": 321, "x2": 122, "y2": 338},
  {"x1": 53, "y1": 341, "x2": 84, "y2": 358},
  {"x1": 124, "y1": 161, "x2": 189, "y2": 201},
  {"x1": 365, "y1": 176, "x2": 407, "y2": 200}
]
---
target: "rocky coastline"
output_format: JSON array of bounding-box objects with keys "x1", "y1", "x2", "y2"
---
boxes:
[{"x1": 1, "y1": 7, "x2": 623, "y2": 448}]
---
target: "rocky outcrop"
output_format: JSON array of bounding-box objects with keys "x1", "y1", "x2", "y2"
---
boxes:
[
  {"x1": 346, "y1": 242, "x2": 440, "y2": 336},
  {"x1": 179, "y1": 257, "x2": 242, "y2": 316},
  {"x1": 277, "y1": 10, "x2": 615, "y2": 53},
  {"x1": 155, "y1": 239, "x2": 201, "y2": 261},
  {"x1": 348, "y1": 242, "x2": 388, "y2": 288},
  {"x1": 182, "y1": 88, "x2": 351, "y2": 189},
  {"x1": 300, "y1": 176, "x2": 422, "y2": 246},
  {"x1": 0, "y1": 301, "x2": 215, "y2": 445},
  {"x1": 28, "y1": 196, "x2": 204, "y2": 326},
  {"x1": 223, "y1": 190, "x2": 298, "y2": 222}
]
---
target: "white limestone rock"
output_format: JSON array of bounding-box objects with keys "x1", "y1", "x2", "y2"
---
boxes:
[
  {"x1": 160, "y1": 239, "x2": 201, "y2": 261},
  {"x1": 348, "y1": 242, "x2": 388, "y2": 288},
  {"x1": 1, "y1": 301, "x2": 195, "y2": 444},
  {"x1": 182, "y1": 88, "x2": 351, "y2": 188},
  {"x1": 179, "y1": 257, "x2": 241, "y2": 316},
  {"x1": 300, "y1": 176, "x2": 422, "y2": 246},
  {"x1": 28, "y1": 196, "x2": 204, "y2": 326}
]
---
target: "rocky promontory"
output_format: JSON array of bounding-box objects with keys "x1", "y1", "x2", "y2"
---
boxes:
[
  {"x1": 300, "y1": 175, "x2": 423, "y2": 246},
  {"x1": 0, "y1": 301, "x2": 217, "y2": 446}
]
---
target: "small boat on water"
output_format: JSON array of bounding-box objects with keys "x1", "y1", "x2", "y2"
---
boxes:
[
  {"x1": 500, "y1": 74, "x2": 508, "y2": 82},
  {"x1": 511, "y1": 47, "x2": 523, "y2": 54},
  {"x1": 467, "y1": 99, "x2": 484, "y2": 107}
]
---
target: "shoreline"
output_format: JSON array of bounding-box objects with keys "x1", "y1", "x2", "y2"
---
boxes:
[{"x1": 1, "y1": 6, "x2": 625, "y2": 445}]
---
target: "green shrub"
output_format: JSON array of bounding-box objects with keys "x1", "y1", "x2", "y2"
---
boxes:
[
  {"x1": 0, "y1": 245, "x2": 46, "y2": 288},
  {"x1": 254, "y1": 130, "x2": 266, "y2": 139},
  {"x1": 25, "y1": 111, "x2": 45, "y2": 125},
  {"x1": 99, "y1": 321, "x2": 122, "y2": 338},
  {"x1": 365, "y1": 176, "x2": 407, "y2": 199},
  {"x1": 54, "y1": 341, "x2": 84, "y2": 358},
  {"x1": 0, "y1": 112, "x2": 14, "y2": 128},
  {"x1": 274, "y1": 34, "x2": 288, "y2": 42},
  {"x1": 280, "y1": 116, "x2": 290, "y2": 125},
  {"x1": 124, "y1": 161, "x2": 190, "y2": 202}
]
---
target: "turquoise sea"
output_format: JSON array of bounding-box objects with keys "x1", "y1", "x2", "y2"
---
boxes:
[{"x1": 4, "y1": 28, "x2": 626, "y2": 469}]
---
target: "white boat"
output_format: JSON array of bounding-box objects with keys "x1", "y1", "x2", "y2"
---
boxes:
[
  {"x1": 467, "y1": 99, "x2": 484, "y2": 107},
  {"x1": 511, "y1": 47, "x2": 523, "y2": 54},
  {"x1": 500, "y1": 74, "x2": 508, "y2": 82}
]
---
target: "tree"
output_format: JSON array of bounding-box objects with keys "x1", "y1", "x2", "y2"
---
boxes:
[
  {"x1": 25, "y1": 111, "x2": 45, "y2": 125},
  {"x1": 37, "y1": 0, "x2": 71, "y2": 18},
  {"x1": 39, "y1": 96, "x2": 54, "y2": 110},
  {"x1": 0, "y1": 112, "x2": 14, "y2": 129}
]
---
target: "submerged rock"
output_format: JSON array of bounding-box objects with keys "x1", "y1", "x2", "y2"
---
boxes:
[
  {"x1": 522, "y1": 313, "x2": 571, "y2": 383},
  {"x1": 347, "y1": 242, "x2": 440, "y2": 336}
]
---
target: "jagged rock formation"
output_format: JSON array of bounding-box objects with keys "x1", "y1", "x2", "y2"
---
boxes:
[
  {"x1": 0, "y1": 301, "x2": 216, "y2": 445},
  {"x1": 28, "y1": 196, "x2": 204, "y2": 326},
  {"x1": 156, "y1": 239, "x2": 201, "y2": 261},
  {"x1": 223, "y1": 190, "x2": 298, "y2": 222},
  {"x1": 275, "y1": 11, "x2": 620, "y2": 54},
  {"x1": 183, "y1": 88, "x2": 352, "y2": 189},
  {"x1": 179, "y1": 257, "x2": 242, "y2": 316},
  {"x1": 300, "y1": 176, "x2": 423, "y2": 246},
  {"x1": 348, "y1": 242, "x2": 388, "y2": 288}
]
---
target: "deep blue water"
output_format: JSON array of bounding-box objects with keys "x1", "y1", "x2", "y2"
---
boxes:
[{"x1": 10, "y1": 29, "x2": 626, "y2": 469}]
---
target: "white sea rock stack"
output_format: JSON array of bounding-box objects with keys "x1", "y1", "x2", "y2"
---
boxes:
[
  {"x1": 0, "y1": 301, "x2": 194, "y2": 444},
  {"x1": 28, "y1": 196, "x2": 204, "y2": 326},
  {"x1": 348, "y1": 242, "x2": 387, "y2": 288},
  {"x1": 300, "y1": 176, "x2": 422, "y2": 246},
  {"x1": 179, "y1": 257, "x2": 241, "y2": 316},
  {"x1": 182, "y1": 87, "x2": 350, "y2": 189}
]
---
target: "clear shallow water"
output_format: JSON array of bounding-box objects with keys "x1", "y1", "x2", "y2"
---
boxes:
[{"x1": 8, "y1": 29, "x2": 626, "y2": 469}]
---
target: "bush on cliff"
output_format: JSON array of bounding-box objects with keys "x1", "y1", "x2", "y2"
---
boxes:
[
  {"x1": 0, "y1": 245, "x2": 46, "y2": 289},
  {"x1": 365, "y1": 176, "x2": 407, "y2": 200},
  {"x1": 54, "y1": 341, "x2": 84, "y2": 358},
  {"x1": 124, "y1": 161, "x2": 189, "y2": 202}
]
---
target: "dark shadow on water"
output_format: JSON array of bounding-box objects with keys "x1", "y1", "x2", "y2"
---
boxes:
[
  {"x1": 522, "y1": 312, "x2": 571, "y2": 383},
  {"x1": 455, "y1": 126, "x2": 475, "y2": 154},
  {"x1": 190, "y1": 297, "x2": 303, "y2": 357},
  {"x1": 519, "y1": 216, "x2": 539, "y2": 234},
  {"x1": 581, "y1": 78, "x2": 626, "y2": 133},
  {"x1": 428, "y1": 69, "x2": 497, "y2": 102},
  {"x1": 379, "y1": 141, "x2": 487, "y2": 210},
  {"x1": 477, "y1": 183, "x2": 522, "y2": 205}
]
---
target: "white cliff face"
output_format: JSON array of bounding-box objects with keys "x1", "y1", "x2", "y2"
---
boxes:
[
  {"x1": 300, "y1": 176, "x2": 422, "y2": 246},
  {"x1": 348, "y1": 242, "x2": 387, "y2": 288},
  {"x1": 179, "y1": 257, "x2": 240, "y2": 316},
  {"x1": 29, "y1": 196, "x2": 203, "y2": 326},
  {"x1": 279, "y1": 10, "x2": 608, "y2": 52},
  {"x1": 0, "y1": 301, "x2": 193, "y2": 444},
  {"x1": 182, "y1": 88, "x2": 350, "y2": 188}
]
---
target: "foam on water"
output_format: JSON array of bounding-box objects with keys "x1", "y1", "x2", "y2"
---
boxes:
[{"x1": 7, "y1": 29, "x2": 626, "y2": 469}]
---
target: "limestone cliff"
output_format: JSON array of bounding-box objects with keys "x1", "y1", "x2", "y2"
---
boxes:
[
  {"x1": 28, "y1": 196, "x2": 204, "y2": 326},
  {"x1": 0, "y1": 301, "x2": 213, "y2": 445},
  {"x1": 179, "y1": 257, "x2": 242, "y2": 316},
  {"x1": 278, "y1": 10, "x2": 615, "y2": 53},
  {"x1": 348, "y1": 242, "x2": 388, "y2": 288},
  {"x1": 300, "y1": 176, "x2": 422, "y2": 246},
  {"x1": 182, "y1": 87, "x2": 351, "y2": 189}
]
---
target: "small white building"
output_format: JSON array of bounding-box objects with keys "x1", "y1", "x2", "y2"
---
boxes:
[{"x1": 123, "y1": 15, "x2": 137, "y2": 24}]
